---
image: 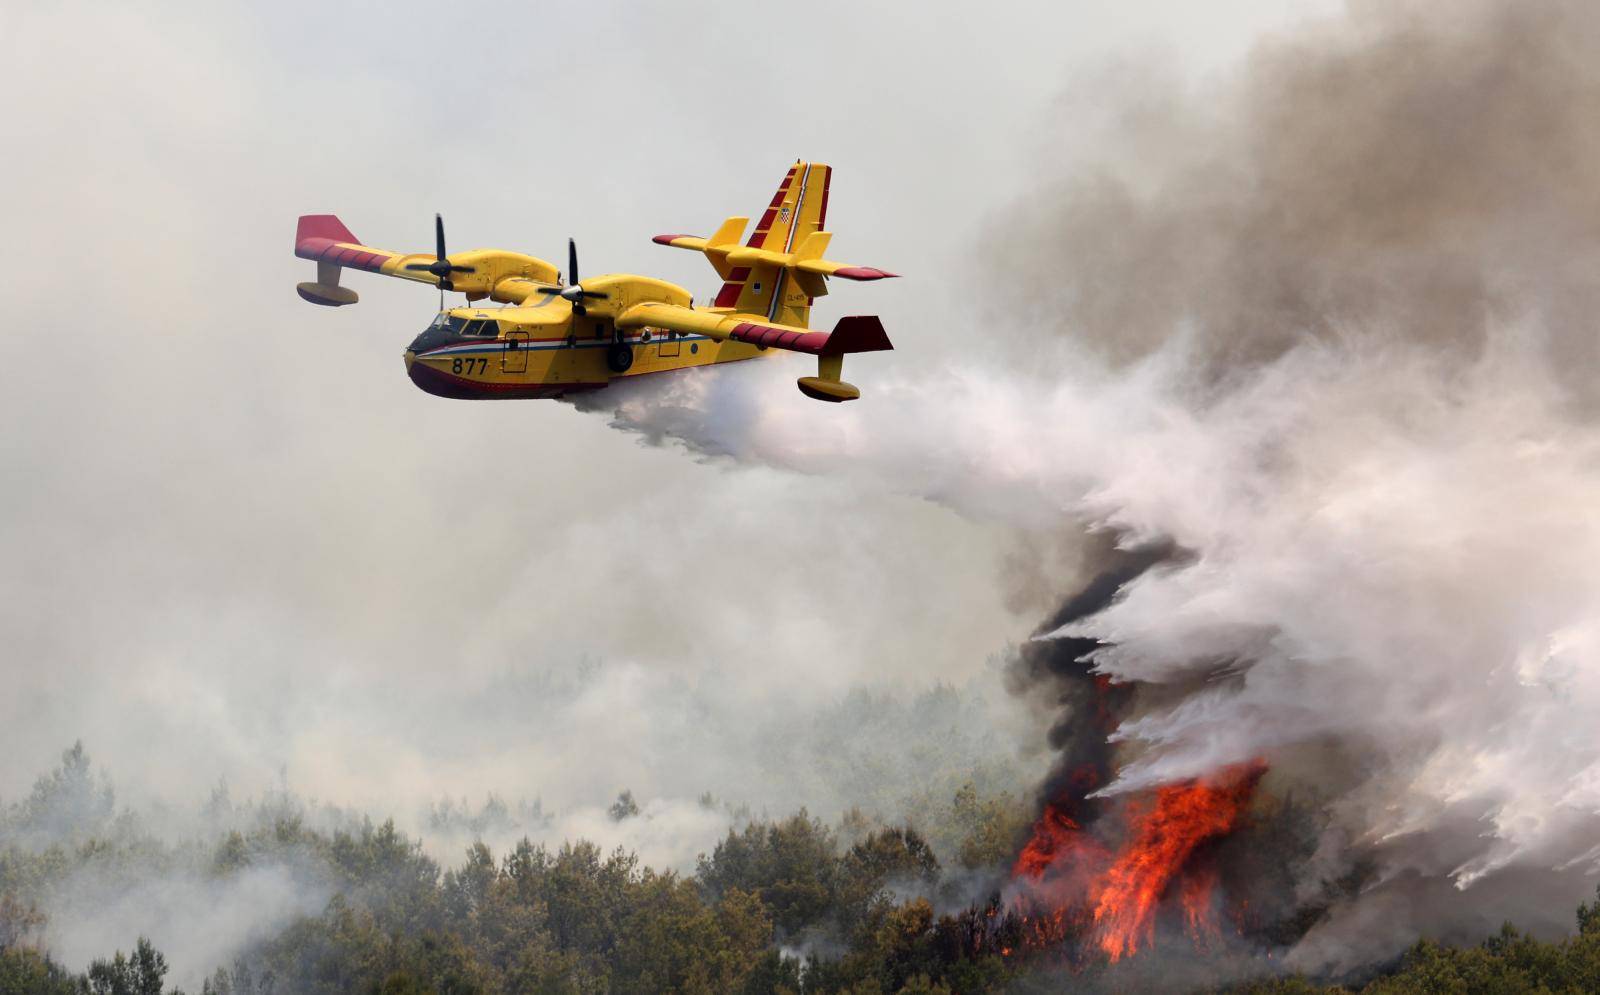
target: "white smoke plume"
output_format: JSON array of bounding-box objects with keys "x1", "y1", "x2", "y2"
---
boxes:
[
  {"x1": 40, "y1": 860, "x2": 330, "y2": 992},
  {"x1": 573, "y1": 0, "x2": 1600, "y2": 970}
]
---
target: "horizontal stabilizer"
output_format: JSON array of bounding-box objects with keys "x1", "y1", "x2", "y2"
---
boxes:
[
  {"x1": 827, "y1": 266, "x2": 898, "y2": 281},
  {"x1": 618, "y1": 303, "x2": 891, "y2": 357},
  {"x1": 686, "y1": 240, "x2": 897, "y2": 282},
  {"x1": 820, "y1": 315, "x2": 892, "y2": 355}
]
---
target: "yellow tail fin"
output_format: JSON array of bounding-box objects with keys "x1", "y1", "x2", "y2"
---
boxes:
[{"x1": 711, "y1": 162, "x2": 832, "y2": 326}]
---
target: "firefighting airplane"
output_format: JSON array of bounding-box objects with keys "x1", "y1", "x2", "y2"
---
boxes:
[{"x1": 293, "y1": 161, "x2": 897, "y2": 402}]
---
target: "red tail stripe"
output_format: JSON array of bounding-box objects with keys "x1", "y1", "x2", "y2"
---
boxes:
[
  {"x1": 817, "y1": 167, "x2": 832, "y2": 230},
  {"x1": 747, "y1": 208, "x2": 778, "y2": 246}
]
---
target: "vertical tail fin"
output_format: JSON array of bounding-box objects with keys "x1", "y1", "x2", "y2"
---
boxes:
[{"x1": 711, "y1": 162, "x2": 832, "y2": 326}]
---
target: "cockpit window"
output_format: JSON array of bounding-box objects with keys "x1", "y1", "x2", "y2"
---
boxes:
[
  {"x1": 426, "y1": 314, "x2": 499, "y2": 337},
  {"x1": 429, "y1": 314, "x2": 470, "y2": 335}
]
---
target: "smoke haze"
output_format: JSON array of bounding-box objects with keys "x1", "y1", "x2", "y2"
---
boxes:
[
  {"x1": 9, "y1": 0, "x2": 1600, "y2": 984},
  {"x1": 577, "y1": 0, "x2": 1600, "y2": 973}
]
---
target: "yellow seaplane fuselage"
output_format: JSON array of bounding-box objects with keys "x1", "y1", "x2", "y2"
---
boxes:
[
  {"x1": 293, "y1": 161, "x2": 897, "y2": 402},
  {"x1": 399, "y1": 276, "x2": 757, "y2": 401}
]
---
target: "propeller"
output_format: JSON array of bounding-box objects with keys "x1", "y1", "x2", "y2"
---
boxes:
[
  {"x1": 544, "y1": 238, "x2": 608, "y2": 316},
  {"x1": 405, "y1": 213, "x2": 477, "y2": 306}
]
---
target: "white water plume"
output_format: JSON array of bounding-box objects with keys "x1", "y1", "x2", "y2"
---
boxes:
[
  {"x1": 573, "y1": 0, "x2": 1600, "y2": 967},
  {"x1": 584, "y1": 300, "x2": 1600, "y2": 969}
]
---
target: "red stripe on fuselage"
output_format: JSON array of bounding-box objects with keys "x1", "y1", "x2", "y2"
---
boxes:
[{"x1": 415, "y1": 337, "x2": 569, "y2": 358}]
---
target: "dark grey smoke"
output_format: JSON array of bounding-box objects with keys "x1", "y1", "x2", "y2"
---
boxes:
[
  {"x1": 1006, "y1": 541, "x2": 1176, "y2": 818},
  {"x1": 999, "y1": 0, "x2": 1600, "y2": 389},
  {"x1": 995, "y1": 0, "x2": 1600, "y2": 973}
]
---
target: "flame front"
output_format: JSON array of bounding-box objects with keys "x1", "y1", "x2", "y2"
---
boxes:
[
  {"x1": 1008, "y1": 761, "x2": 1265, "y2": 963},
  {"x1": 1090, "y1": 764, "x2": 1264, "y2": 960}
]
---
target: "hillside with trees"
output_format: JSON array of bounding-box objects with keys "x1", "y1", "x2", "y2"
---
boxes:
[{"x1": 5, "y1": 744, "x2": 1600, "y2": 994}]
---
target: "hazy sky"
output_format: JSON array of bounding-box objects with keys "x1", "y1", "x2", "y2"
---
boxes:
[{"x1": 0, "y1": 1, "x2": 1336, "y2": 819}]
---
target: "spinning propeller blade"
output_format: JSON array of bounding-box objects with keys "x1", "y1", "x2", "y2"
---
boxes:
[
  {"x1": 552, "y1": 237, "x2": 608, "y2": 316},
  {"x1": 403, "y1": 213, "x2": 476, "y2": 301}
]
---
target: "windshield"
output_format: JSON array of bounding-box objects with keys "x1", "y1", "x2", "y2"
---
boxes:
[
  {"x1": 428, "y1": 313, "x2": 466, "y2": 334},
  {"x1": 425, "y1": 314, "x2": 499, "y2": 337}
]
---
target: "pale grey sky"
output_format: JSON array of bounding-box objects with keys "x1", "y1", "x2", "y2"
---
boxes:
[{"x1": 0, "y1": 0, "x2": 1336, "y2": 817}]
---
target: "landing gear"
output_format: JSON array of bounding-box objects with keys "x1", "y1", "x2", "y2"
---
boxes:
[{"x1": 606, "y1": 341, "x2": 634, "y2": 373}]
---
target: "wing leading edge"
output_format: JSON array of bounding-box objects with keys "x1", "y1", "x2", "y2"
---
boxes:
[{"x1": 294, "y1": 214, "x2": 559, "y2": 307}]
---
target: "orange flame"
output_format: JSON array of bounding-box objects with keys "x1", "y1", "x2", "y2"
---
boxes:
[
  {"x1": 1179, "y1": 863, "x2": 1222, "y2": 948},
  {"x1": 1013, "y1": 805, "x2": 1088, "y2": 879},
  {"x1": 1007, "y1": 761, "x2": 1265, "y2": 964},
  {"x1": 1090, "y1": 764, "x2": 1264, "y2": 961}
]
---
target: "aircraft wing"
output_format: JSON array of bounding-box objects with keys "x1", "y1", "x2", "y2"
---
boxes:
[
  {"x1": 294, "y1": 215, "x2": 559, "y2": 306},
  {"x1": 616, "y1": 303, "x2": 892, "y2": 356}
]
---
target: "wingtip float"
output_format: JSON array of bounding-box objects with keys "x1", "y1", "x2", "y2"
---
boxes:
[{"x1": 293, "y1": 162, "x2": 897, "y2": 403}]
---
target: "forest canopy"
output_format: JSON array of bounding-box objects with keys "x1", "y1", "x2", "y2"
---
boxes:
[{"x1": 6, "y1": 743, "x2": 1600, "y2": 994}]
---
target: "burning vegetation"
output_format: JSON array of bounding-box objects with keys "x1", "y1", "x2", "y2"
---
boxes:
[
  {"x1": 5, "y1": 564, "x2": 1600, "y2": 993},
  {"x1": 951, "y1": 548, "x2": 1310, "y2": 982},
  {"x1": 1005, "y1": 761, "x2": 1266, "y2": 964}
]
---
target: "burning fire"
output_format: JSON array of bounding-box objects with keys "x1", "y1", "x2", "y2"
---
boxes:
[
  {"x1": 1010, "y1": 762, "x2": 1265, "y2": 963},
  {"x1": 1012, "y1": 803, "x2": 1092, "y2": 880}
]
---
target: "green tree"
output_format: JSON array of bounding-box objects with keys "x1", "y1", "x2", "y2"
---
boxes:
[
  {"x1": 865, "y1": 900, "x2": 940, "y2": 994},
  {"x1": 0, "y1": 946, "x2": 82, "y2": 995},
  {"x1": 608, "y1": 792, "x2": 640, "y2": 822},
  {"x1": 16, "y1": 741, "x2": 115, "y2": 843},
  {"x1": 836, "y1": 828, "x2": 940, "y2": 939},
  {"x1": 0, "y1": 895, "x2": 44, "y2": 950},
  {"x1": 1578, "y1": 883, "x2": 1600, "y2": 937},
  {"x1": 698, "y1": 811, "x2": 837, "y2": 935},
  {"x1": 736, "y1": 949, "x2": 802, "y2": 995},
  {"x1": 948, "y1": 783, "x2": 1027, "y2": 870},
  {"x1": 86, "y1": 937, "x2": 167, "y2": 995}
]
